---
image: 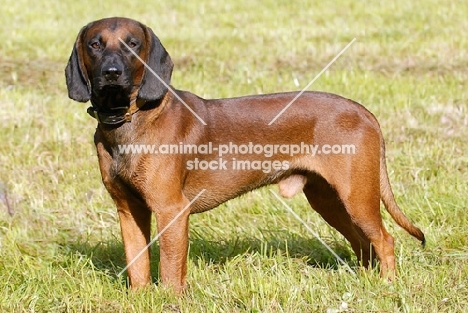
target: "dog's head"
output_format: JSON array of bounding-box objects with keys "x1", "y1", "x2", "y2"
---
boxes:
[{"x1": 65, "y1": 17, "x2": 173, "y2": 108}]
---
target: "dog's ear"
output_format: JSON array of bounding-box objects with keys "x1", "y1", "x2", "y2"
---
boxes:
[
  {"x1": 65, "y1": 26, "x2": 91, "y2": 102},
  {"x1": 138, "y1": 26, "x2": 173, "y2": 101}
]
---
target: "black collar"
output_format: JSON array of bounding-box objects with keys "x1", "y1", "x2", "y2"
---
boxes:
[{"x1": 87, "y1": 98, "x2": 146, "y2": 125}]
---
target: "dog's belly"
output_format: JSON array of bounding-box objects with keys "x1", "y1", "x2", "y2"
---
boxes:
[
  {"x1": 182, "y1": 164, "x2": 311, "y2": 214},
  {"x1": 183, "y1": 167, "x2": 288, "y2": 213}
]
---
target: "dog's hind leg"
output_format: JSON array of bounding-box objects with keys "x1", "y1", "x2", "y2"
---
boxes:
[
  {"x1": 303, "y1": 174, "x2": 376, "y2": 268},
  {"x1": 334, "y1": 149, "x2": 397, "y2": 278},
  {"x1": 339, "y1": 178, "x2": 396, "y2": 278}
]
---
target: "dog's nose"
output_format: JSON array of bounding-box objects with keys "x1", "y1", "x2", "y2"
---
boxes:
[{"x1": 102, "y1": 66, "x2": 122, "y2": 82}]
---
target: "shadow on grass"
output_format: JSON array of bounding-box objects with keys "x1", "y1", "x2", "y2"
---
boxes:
[
  {"x1": 66, "y1": 230, "x2": 354, "y2": 286},
  {"x1": 188, "y1": 232, "x2": 354, "y2": 269}
]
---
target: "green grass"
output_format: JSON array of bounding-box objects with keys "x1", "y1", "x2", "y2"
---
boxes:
[{"x1": 1, "y1": 0, "x2": 467, "y2": 312}]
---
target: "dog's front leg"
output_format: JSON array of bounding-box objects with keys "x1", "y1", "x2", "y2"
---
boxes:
[
  {"x1": 152, "y1": 196, "x2": 191, "y2": 294},
  {"x1": 116, "y1": 203, "x2": 152, "y2": 288},
  {"x1": 95, "y1": 138, "x2": 152, "y2": 288}
]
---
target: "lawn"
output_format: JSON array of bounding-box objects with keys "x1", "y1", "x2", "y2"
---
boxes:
[{"x1": 1, "y1": 0, "x2": 467, "y2": 312}]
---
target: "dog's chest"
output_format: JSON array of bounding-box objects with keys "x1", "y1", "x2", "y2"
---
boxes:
[{"x1": 110, "y1": 148, "x2": 140, "y2": 183}]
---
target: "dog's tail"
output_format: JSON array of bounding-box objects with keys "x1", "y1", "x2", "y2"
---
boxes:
[{"x1": 380, "y1": 138, "x2": 426, "y2": 246}]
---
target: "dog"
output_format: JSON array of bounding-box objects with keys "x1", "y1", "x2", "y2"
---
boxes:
[{"x1": 65, "y1": 17, "x2": 425, "y2": 293}]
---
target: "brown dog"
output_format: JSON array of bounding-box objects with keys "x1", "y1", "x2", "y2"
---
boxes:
[{"x1": 65, "y1": 17, "x2": 425, "y2": 293}]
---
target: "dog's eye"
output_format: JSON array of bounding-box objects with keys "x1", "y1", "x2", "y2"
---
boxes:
[
  {"x1": 90, "y1": 41, "x2": 100, "y2": 50},
  {"x1": 128, "y1": 40, "x2": 138, "y2": 48}
]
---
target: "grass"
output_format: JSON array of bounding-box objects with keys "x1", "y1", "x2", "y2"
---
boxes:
[{"x1": 1, "y1": 0, "x2": 467, "y2": 311}]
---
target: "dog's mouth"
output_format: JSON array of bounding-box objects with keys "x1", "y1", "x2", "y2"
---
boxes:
[
  {"x1": 91, "y1": 83, "x2": 133, "y2": 111},
  {"x1": 101, "y1": 83, "x2": 127, "y2": 92},
  {"x1": 103, "y1": 84, "x2": 122, "y2": 90},
  {"x1": 94, "y1": 82, "x2": 131, "y2": 97}
]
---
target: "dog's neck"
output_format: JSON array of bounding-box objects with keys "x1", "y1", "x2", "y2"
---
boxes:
[{"x1": 87, "y1": 87, "x2": 141, "y2": 125}]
